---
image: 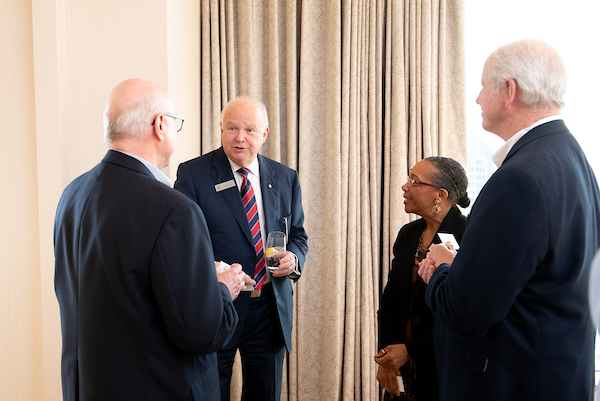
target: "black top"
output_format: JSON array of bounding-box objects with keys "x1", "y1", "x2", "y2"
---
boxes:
[{"x1": 378, "y1": 206, "x2": 466, "y2": 400}]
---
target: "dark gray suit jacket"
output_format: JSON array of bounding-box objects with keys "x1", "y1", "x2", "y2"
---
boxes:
[
  {"x1": 54, "y1": 150, "x2": 238, "y2": 400},
  {"x1": 426, "y1": 120, "x2": 600, "y2": 400}
]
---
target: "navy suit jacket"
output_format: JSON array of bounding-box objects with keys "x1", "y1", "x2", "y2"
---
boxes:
[
  {"x1": 426, "y1": 120, "x2": 600, "y2": 400},
  {"x1": 54, "y1": 150, "x2": 238, "y2": 401},
  {"x1": 174, "y1": 147, "x2": 308, "y2": 352}
]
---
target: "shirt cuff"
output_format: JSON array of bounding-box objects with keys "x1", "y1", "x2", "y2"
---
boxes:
[{"x1": 290, "y1": 253, "x2": 301, "y2": 278}]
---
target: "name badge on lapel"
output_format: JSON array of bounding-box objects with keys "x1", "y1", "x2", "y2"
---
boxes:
[{"x1": 215, "y1": 179, "x2": 236, "y2": 192}]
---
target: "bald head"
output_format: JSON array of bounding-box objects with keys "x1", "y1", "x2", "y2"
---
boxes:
[
  {"x1": 219, "y1": 97, "x2": 269, "y2": 129},
  {"x1": 103, "y1": 78, "x2": 173, "y2": 143}
]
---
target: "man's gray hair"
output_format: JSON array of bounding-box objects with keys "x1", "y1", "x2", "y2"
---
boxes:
[
  {"x1": 487, "y1": 39, "x2": 566, "y2": 109},
  {"x1": 104, "y1": 91, "x2": 173, "y2": 143}
]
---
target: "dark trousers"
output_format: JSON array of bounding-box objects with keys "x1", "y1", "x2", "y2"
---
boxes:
[{"x1": 218, "y1": 287, "x2": 286, "y2": 401}]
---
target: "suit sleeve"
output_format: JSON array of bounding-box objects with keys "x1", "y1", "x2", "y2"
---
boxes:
[
  {"x1": 173, "y1": 162, "x2": 197, "y2": 202},
  {"x1": 150, "y1": 199, "x2": 238, "y2": 354},
  {"x1": 425, "y1": 166, "x2": 548, "y2": 337},
  {"x1": 287, "y1": 171, "x2": 308, "y2": 273}
]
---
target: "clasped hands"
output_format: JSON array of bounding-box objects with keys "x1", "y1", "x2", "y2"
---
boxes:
[
  {"x1": 215, "y1": 262, "x2": 254, "y2": 300},
  {"x1": 417, "y1": 242, "x2": 457, "y2": 284}
]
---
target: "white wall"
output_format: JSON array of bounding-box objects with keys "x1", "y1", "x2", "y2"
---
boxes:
[
  {"x1": 1, "y1": 1, "x2": 42, "y2": 399},
  {"x1": 1, "y1": 1, "x2": 200, "y2": 399}
]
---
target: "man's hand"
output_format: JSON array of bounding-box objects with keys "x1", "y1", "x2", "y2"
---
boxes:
[
  {"x1": 428, "y1": 243, "x2": 457, "y2": 266},
  {"x1": 418, "y1": 258, "x2": 436, "y2": 284},
  {"x1": 215, "y1": 262, "x2": 255, "y2": 300},
  {"x1": 418, "y1": 243, "x2": 456, "y2": 284},
  {"x1": 271, "y1": 251, "x2": 298, "y2": 278}
]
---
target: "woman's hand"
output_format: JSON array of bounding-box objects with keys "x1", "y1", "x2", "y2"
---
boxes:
[
  {"x1": 374, "y1": 343, "x2": 410, "y2": 371},
  {"x1": 376, "y1": 365, "x2": 402, "y2": 396}
]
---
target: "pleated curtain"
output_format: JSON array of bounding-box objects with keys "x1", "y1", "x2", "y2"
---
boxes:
[{"x1": 199, "y1": 1, "x2": 466, "y2": 399}]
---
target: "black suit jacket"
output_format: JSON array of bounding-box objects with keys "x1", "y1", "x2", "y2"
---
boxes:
[
  {"x1": 174, "y1": 147, "x2": 308, "y2": 352},
  {"x1": 426, "y1": 120, "x2": 600, "y2": 401},
  {"x1": 54, "y1": 150, "x2": 238, "y2": 401},
  {"x1": 379, "y1": 206, "x2": 466, "y2": 400}
]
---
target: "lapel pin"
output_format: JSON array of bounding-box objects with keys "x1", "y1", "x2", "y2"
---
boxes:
[{"x1": 268, "y1": 183, "x2": 273, "y2": 189}]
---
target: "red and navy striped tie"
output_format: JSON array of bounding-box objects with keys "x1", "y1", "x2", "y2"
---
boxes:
[{"x1": 237, "y1": 168, "x2": 266, "y2": 289}]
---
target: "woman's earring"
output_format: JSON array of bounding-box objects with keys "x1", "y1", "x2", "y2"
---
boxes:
[{"x1": 432, "y1": 199, "x2": 441, "y2": 214}]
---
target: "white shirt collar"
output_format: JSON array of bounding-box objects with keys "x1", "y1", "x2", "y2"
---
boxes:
[
  {"x1": 111, "y1": 149, "x2": 173, "y2": 187},
  {"x1": 491, "y1": 115, "x2": 562, "y2": 167},
  {"x1": 228, "y1": 157, "x2": 260, "y2": 179}
]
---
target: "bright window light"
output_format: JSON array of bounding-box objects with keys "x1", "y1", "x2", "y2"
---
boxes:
[{"x1": 465, "y1": 0, "x2": 600, "y2": 388}]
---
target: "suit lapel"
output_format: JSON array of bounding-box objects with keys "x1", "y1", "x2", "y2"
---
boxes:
[
  {"x1": 258, "y1": 155, "x2": 279, "y2": 233},
  {"x1": 211, "y1": 148, "x2": 254, "y2": 244}
]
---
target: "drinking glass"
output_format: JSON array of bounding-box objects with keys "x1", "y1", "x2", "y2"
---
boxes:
[{"x1": 265, "y1": 231, "x2": 286, "y2": 271}]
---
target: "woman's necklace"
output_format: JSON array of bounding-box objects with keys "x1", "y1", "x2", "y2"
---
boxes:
[{"x1": 414, "y1": 230, "x2": 429, "y2": 266}]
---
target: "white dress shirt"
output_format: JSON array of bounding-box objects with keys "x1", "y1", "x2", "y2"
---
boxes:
[{"x1": 491, "y1": 115, "x2": 562, "y2": 168}]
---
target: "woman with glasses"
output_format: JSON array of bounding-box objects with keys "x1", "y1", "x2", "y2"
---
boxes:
[{"x1": 375, "y1": 157, "x2": 470, "y2": 401}]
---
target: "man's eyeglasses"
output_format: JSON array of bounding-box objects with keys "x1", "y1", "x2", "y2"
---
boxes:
[
  {"x1": 152, "y1": 112, "x2": 185, "y2": 132},
  {"x1": 407, "y1": 176, "x2": 439, "y2": 189}
]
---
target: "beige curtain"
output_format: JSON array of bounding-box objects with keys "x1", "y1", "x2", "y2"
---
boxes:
[{"x1": 199, "y1": 0, "x2": 466, "y2": 400}]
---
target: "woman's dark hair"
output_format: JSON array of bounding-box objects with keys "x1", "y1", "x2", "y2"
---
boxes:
[{"x1": 425, "y1": 156, "x2": 471, "y2": 208}]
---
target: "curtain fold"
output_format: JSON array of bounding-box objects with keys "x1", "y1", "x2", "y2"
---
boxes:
[{"x1": 199, "y1": 1, "x2": 465, "y2": 399}]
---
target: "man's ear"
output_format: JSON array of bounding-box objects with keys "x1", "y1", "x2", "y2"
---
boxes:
[
  {"x1": 504, "y1": 78, "x2": 517, "y2": 107},
  {"x1": 153, "y1": 114, "x2": 165, "y2": 141}
]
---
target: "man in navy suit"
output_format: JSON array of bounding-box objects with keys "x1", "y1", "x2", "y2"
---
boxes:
[
  {"x1": 175, "y1": 97, "x2": 308, "y2": 401},
  {"x1": 419, "y1": 40, "x2": 600, "y2": 400},
  {"x1": 54, "y1": 79, "x2": 253, "y2": 400}
]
